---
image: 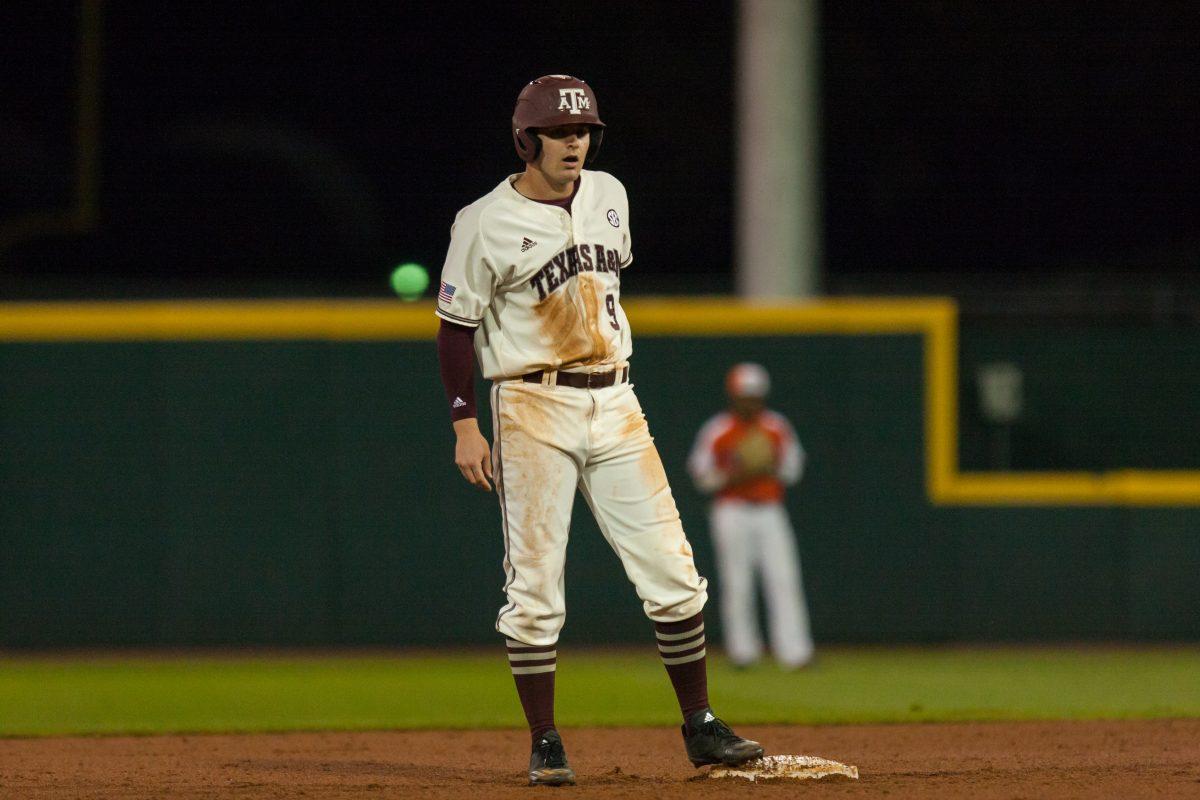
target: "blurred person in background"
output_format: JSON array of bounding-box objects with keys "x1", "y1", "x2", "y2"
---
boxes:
[{"x1": 687, "y1": 363, "x2": 814, "y2": 669}]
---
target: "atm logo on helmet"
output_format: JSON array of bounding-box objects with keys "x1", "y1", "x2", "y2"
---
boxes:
[{"x1": 558, "y1": 88, "x2": 590, "y2": 114}]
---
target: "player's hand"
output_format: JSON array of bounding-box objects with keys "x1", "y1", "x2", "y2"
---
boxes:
[{"x1": 452, "y1": 418, "x2": 493, "y2": 492}]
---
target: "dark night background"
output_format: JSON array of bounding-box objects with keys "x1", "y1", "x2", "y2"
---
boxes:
[{"x1": 3, "y1": 1, "x2": 1199, "y2": 312}]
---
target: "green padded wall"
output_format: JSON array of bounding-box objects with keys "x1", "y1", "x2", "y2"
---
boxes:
[{"x1": 2, "y1": 327, "x2": 1199, "y2": 646}]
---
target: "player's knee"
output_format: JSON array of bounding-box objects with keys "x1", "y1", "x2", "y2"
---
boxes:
[
  {"x1": 499, "y1": 597, "x2": 565, "y2": 641},
  {"x1": 644, "y1": 585, "x2": 709, "y2": 622}
]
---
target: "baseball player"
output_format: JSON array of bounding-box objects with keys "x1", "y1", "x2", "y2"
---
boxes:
[
  {"x1": 687, "y1": 363, "x2": 815, "y2": 669},
  {"x1": 435, "y1": 75, "x2": 763, "y2": 786}
]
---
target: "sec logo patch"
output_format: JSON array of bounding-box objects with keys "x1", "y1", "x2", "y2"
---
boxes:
[{"x1": 607, "y1": 209, "x2": 620, "y2": 227}]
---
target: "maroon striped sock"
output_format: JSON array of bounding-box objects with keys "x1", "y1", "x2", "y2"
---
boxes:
[
  {"x1": 506, "y1": 639, "x2": 557, "y2": 741},
  {"x1": 654, "y1": 612, "x2": 710, "y2": 724}
]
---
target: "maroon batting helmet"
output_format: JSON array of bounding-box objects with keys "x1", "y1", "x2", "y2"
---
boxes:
[{"x1": 512, "y1": 75, "x2": 606, "y2": 164}]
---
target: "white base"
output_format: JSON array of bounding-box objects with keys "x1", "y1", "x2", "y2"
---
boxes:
[{"x1": 708, "y1": 754, "x2": 859, "y2": 782}]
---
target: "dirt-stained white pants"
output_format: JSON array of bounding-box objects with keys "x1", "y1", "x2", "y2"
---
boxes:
[
  {"x1": 710, "y1": 500, "x2": 813, "y2": 667},
  {"x1": 490, "y1": 378, "x2": 708, "y2": 646}
]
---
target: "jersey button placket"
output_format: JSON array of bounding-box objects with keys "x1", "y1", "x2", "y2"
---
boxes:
[{"x1": 560, "y1": 210, "x2": 574, "y2": 247}]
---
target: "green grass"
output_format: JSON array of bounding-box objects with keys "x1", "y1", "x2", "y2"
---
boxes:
[{"x1": 1, "y1": 646, "x2": 1198, "y2": 737}]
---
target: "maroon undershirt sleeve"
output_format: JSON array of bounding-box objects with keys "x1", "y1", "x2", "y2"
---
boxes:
[{"x1": 437, "y1": 319, "x2": 479, "y2": 422}]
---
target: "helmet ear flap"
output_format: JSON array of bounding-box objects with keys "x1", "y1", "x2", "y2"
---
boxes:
[
  {"x1": 585, "y1": 127, "x2": 604, "y2": 165},
  {"x1": 513, "y1": 127, "x2": 541, "y2": 163}
]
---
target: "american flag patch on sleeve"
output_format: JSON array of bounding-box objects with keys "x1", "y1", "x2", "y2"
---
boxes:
[{"x1": 438, "y1": 281, "x2": 456, "y2": 305}]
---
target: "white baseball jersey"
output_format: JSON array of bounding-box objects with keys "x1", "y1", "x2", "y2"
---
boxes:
[{"x1": 436, "y1": 169, "x2": 633, "y2": 379}]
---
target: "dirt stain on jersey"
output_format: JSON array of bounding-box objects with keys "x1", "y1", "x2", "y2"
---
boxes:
[{"x1": 534, "y1": 273, "x2": 612, "y2": 369}]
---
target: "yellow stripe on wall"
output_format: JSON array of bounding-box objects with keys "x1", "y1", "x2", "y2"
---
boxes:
[
  {"x1": 1, "y1": 296, "x2": 1196, "y2": 507},
  {"x1": 0, "y1": 300, "x2": 438, "y2": 341}
]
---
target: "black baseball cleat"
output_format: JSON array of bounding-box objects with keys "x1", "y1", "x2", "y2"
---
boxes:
[
  {"x1": 681, "y1": 708, "x2": 765, "y2": 768},
  {"x1": 528, "y1": 729, "x2": 576, "y2": 786}
]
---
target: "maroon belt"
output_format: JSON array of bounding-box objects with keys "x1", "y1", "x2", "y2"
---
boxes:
[{"x1": 522, "y1": 366, "x2": 630, "y2": 389}]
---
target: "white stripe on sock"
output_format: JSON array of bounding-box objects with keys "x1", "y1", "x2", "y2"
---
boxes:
[
  {"x1": 658, "y1": 637, "x2": 704, "y2": 654},
  {"x1": 661, "y1": 648, "x2": 707, "y2": 666},
  {"x1": 511, "y1": 663, "x2": 557, "y2": 675},
  {"x1": 508, "y1": 650, "x2": 557, "y2": 662}
]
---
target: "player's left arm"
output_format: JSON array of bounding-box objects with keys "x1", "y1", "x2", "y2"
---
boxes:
[{"x1": 774, "y1": 413, "x2": 805, "y2": 486}]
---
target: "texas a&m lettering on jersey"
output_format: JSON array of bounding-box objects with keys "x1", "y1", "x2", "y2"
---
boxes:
[
  {"x1": 435, "y1": 168, "x2": 632, "y2": 378},
  {"x1": 528, "y1": 243, "x2": 622, "y2": 301}
]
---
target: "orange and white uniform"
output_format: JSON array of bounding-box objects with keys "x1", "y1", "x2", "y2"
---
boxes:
[
  {"x1": 688, "y1": 389, "x2": 813, "y2": 668},
  {"x1": 688, "y1": 410, "x2": 803, "y2": 503}
]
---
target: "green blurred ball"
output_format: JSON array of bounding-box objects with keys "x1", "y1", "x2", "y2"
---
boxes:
[{"x1": 389, "y1": 263, "x2": 429, "y2": 300}]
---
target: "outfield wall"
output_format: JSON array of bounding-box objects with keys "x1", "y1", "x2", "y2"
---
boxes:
[{"x1": 2, "y1": 300, "x2": 1198, "y2": 646}]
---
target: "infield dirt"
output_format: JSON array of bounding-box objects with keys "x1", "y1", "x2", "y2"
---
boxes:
[{"x1": 2, "y1": 720, "x2": 1198, "y2": 799}]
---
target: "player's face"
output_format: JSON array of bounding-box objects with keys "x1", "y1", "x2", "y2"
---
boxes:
[
  {"x1": 536, "y1": 124, "x2": 591, "y2": 184},
  {"x1": 731, "y1": 396, "x2": 765, "y2": 419}
]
